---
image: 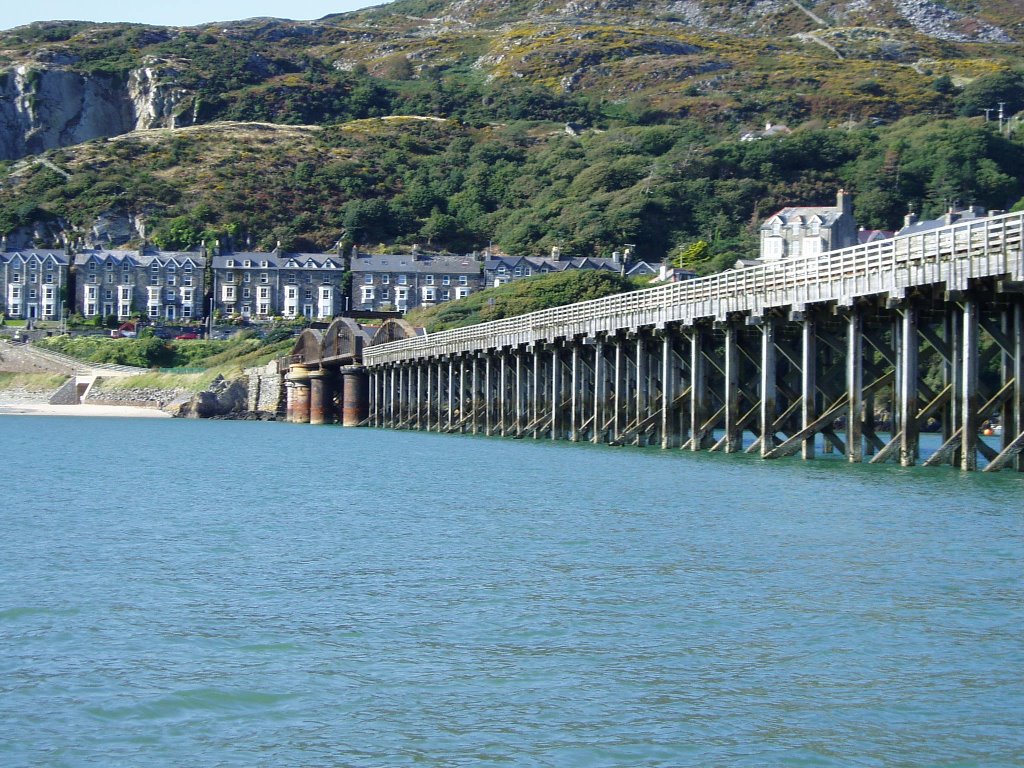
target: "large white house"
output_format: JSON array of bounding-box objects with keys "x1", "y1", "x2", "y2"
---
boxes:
[{"x1": 759, "y1": 189, "x2": 859, "y2": 261}]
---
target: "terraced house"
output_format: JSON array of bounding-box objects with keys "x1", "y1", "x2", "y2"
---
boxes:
[
  {"x1": 0, "y1": 247, "x2": 70, "y2": 321},
  {"x1": 74, "y1": 249, "x2": 206, "y2": 321},
  {"x1": 350, "y1": 248, "x2": 484, "y2": 312},
  {"x1": 211, "y1": 250, "x2": 347, "y2": 319}
]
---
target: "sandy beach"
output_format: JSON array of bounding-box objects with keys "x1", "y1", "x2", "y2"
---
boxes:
[{"x1": 0, "y1": 402, "x2": 172, "y2": 418}]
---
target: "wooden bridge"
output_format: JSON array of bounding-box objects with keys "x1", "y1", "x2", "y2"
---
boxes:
[{"x1": 291, "y1": 211, "x2": 1024, "y2": 472}]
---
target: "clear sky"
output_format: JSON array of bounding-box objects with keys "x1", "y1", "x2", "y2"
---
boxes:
[{"x1": 0, "y1": 1, "x2": 383, "y2": 31}]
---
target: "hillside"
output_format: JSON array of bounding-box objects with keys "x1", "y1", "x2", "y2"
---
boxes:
[{"x1": 0, "y1": 0, "x2": 1022, "y2": 264}]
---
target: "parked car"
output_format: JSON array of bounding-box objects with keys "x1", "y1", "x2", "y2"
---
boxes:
[{"x1": 174, "y1": 332, "x2": 199, "y2": 340}]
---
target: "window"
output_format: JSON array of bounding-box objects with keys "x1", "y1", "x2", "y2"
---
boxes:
[
  {"x1": 304, "y1": 273, "x2": 312, "y2": 284},
  {"x1": 459, "y1": 275, "x2": 468, "y2": 285},
  {"x1": 320, "y1": 288, "x2": 331, "y2": 299},
  {"x1": 44, "y1": 287, "x2": 54, "y2": 299},
  {"x1": 380, "y1": 289, "x2": 389, "y2": 299},
  {"x1": 242, "y1": 288, "x2": 251, "y2": 299},
  {"x1": 457, "y1": 287, "x2": 470, "y2": 299},
  {"x1": 425, "y1": 275, "x2": 434, "y2": 285},
  {"x1": 381, "y1": 274, "x2": 390, "y2": 285},
  {"x1": 398, "y1": 274, "x2": 409, "y2": 285},
  {"x1": 260, "y1": 273, "x2": 269, "y2": 283},
  {"x1": 258, "y1": 287, "x2": 269, "y2": 299},
  {"x1": 363, "y1": 274, "x2": 373, "y2": 284},
  {"x1": 89, "y1": 262, "x2": 96, "y2": 271},
  {"x1": 167, "y1": 275, "x2": 176, "y2": 286},
  {"x1": 287, "y1": 273, "x2": 296, "y2": 284},
  {"x1": 441, "y1": 290, "x2": 450, "y2": 301},
  {"x1": 304, "y1": 289, "x2": 313, "y2": 300},
  {"x1": 166, "y1": 290, "x2": 176, "y2": 302},
  {"x1": 12, "y1": 272, "x2": 20, "y2": 283},
  {"x1": 226, "y1": 260, "x2": 235, "y2": 267},
  {"x1": 106, "y1": 273, "x2": 114, "y2": 284},
  {"x1": 29, "y1": 289, "x2": 37, "y2": 300},
  {"x1": 225, "y1": 286, "x2": 236, "y2": 299},
  {"x1": 45, "y1": 273, "x2": 54, "y2": 284},
  {"x1": 183, "y1": 276, "x2": 192, "y2": 287},
  {"x1": 225, "y1": 272, "x2": 235, "y2": 283},
  {"x1": 514, "y1": 267, "x2": 523, "y2": 276},
  {"x1": 424, "y1": 288, "x2": 435, "y2": 302},
  {"x1": 183, "y1": 265, "x2": 192, "y2": 274},
  {"x1": 105, "y1": 262, "x2": 114, "y2": 270},
  {"x1": 244, "y1": 273, "x2": 251, "y2": 283},
  {"x1": 244, "y1": 260, "x2": 252, "y2": 268},
  {"x1": 87, "y1": 274, "x2": 97, "y2": 283},
  {"x1": 105, "y1": 290, "x2": 113, "y2": 300},
  {"x1": 182, "y1": 306, "x2": 192, "y2": 318},
  {"x1": 361, "y1": 287, "x2": 375, "y2": 302},
  {"x1": 183, "y1": 290, "x2": 193, "y2": 303},
  {"x1": 10, "y1": 287, "x2": 19, "y2": 298},
  {"x1": 259, "y1": 303, "x2": 269, "y2": 315},
  {"x1": 149, "y1": 305, "x2": 160, "y2": 318},
  {"x1": 287, "y1": 287, "x2": 297, "y2": 299}
]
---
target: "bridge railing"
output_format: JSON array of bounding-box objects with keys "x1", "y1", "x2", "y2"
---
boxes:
[{"x1": 365, "y1": 210, "x2": 1024, "y2": 365}]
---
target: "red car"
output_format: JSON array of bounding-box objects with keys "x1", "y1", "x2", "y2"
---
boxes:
[{"x1": 174, "y1": 332, "x2": 199, "y2": 340}]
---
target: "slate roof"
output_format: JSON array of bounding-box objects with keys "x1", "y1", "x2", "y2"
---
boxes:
[
  {"x1": 0, "y1": 249, "x2": 69, "y2": 266},
  {"x1": 211, "y1": 251, "x2": 344, "y2": 269},
  {"x1": 350, "y1": 252, "x2": 482, "y2": 275},
  {"x1": 896, "y1": 206, "x2": 988, "y2": 237},
  {"x1": 74, "y1": 249, "x2": 205, "y2": 267},
  {"x1": 761, "y1": 205, "x2": 845, "y2": 229}
]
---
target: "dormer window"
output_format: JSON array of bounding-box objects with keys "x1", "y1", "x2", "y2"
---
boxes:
[
  {"x1": 244, "y1": 260, "x2": 252, "y2": 268},
  {"x1": 260, "y1": 261, "x2": 268, "y2": 268},
  {"x1": 226, "y1": 259, "x2": 235, "y2": 267}
]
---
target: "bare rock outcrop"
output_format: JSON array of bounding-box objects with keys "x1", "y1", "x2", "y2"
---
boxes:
[{"x1": 176, "y1": 375, "x2": 250, "y2": 419}]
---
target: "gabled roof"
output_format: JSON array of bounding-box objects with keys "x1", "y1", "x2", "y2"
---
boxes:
[
  {"x1": 212, "y1": 251, "x2": 345, "y2": 270},
  {"x1": 762, "y1": 205, "x2": 844, "y2": 231},
  {"x1": 1, "y1": 249, "x2": 69, "y2": 266}
]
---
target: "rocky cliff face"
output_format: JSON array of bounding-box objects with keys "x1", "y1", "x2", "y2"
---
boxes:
[
  {"x1": 0, "y1": 63, "x2": 194, "y2": 161},
  {"x1": 127, "y1": 63, "x2": 196, "y2": 130}
]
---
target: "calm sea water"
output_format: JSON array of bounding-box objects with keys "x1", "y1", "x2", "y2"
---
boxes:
[{"x1": 0, "y1": 416, "x2": 1021, "y2": 767}]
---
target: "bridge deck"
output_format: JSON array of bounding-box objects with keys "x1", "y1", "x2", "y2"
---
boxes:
[{"x1": 365, "y1": 211, "x2": 1024, "y2": 364}]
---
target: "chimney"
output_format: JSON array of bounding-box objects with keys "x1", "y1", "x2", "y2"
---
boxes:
[
  {"x1": 1, "y1": 234, "x2": 6, "y2": 252},
  {"x1": 837, "y1": 188, "x2": 852, "y2": 215},
  {"x1": 904, "y1": 209, "x2": 918, "y2": 228},
  {"x1": 944, "y1": 207, "x2": 956, "y2": 226},
  {"x1": 611, "y1": 251, "x2": 622, "y2": 264},
  {"x1": 550, "y1": 246, "x2": 561, "y2": 262},
  {"x1": 412, "y1": 244, "x2": 422, "y2": 261}
]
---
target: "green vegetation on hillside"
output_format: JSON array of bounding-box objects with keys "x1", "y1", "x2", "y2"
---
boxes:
[
  {"x1": 3, "y1": 114, "x2": 1023, "y2": 267},
  {"x1": 34, "y1": 331, "x2": 294, "y2": 385}
]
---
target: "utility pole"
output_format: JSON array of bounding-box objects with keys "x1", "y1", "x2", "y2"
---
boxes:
[
  {"x1": 999, "y1": 102, "x2": 1006, "y2": 134},
  {"x1": 982, "y1": 108, "x2": 993, "y2": 122}
]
